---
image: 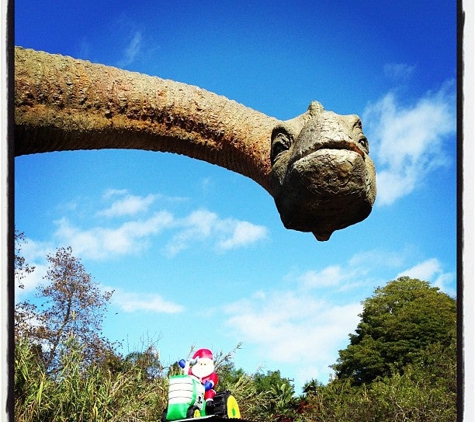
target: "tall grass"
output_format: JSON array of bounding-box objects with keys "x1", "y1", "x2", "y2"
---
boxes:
[
  {"x1": 15, "y1": 335, "x2": 457, "y2": 422},
  {"x1": 15, "y1": 336, "x2": 168, "y2": 422}
]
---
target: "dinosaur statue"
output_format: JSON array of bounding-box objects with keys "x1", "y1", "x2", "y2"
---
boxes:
[{"x1": 14, "y1": 46, "x2": 376, "y2": 241}]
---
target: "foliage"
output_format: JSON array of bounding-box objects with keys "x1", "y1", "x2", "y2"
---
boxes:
[
  {"x1": 215, "y1": 348, "x2": 297, "y2": 422},
  {"x1": 15, "y1": 335, "x2": 168, "y2": 422},
  {"x1": 15, "y1": 246, "x2": 115, "y2": 373},
  {"x1": 299, "y1": 276, "x2": 457, "y2": 422},
  {"x1": 301, "y1": 352, "x2": 456, "y2": 422},
  {"x1": 13, "y1": 236, "x2": 166, "y2": 420},
  {"x1": 219, "y1": 365, "x2": 274, "y2": 422},
  {"x1": 124, "y1": 346, "x2": 164, "y2": 381},
  {"x1": 252, "y1": 370, "x2": 299, "y2": 420},
  {"x1": 331, "y1": 276, "x2": 456, "y2": 386},
  {"x1": 14, "y1": 229, "x2": 35, "y2": 290},
  {"x1": 14, "y1": 235, "x2": 457, "y2": 421}
]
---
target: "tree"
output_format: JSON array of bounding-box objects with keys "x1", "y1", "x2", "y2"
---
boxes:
[
  {"x1": 331, "y1": 276, "x2": 456, "y2": 386},
  {"x1": 124, "y1": 346, "x2": 164, "y2": 381},
  {"x1": 14, "y1": 229, "x2": 35, "y2": 289},
  {"x1": 15, "y1": 246, "x2": 114, "y2": 373},
  {"x1": 252, "y1": 370, "x2": 298, "y2": 420},
  {"x1": 253, "y1": 370, "x2": 294, "y2": 396},
  {"x1": 299, "y1": 277, "x2": 457, "y2": 421},
  {"x1": 14, "y1": 230, "x2": 40, "y2": 345}
]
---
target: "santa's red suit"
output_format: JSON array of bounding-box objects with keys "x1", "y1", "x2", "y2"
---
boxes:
[
  {"x1": 188, "y1": 348, "x2": 219, "y2": 401},
  {"x1": 200, "y1": 371, "x2": 218, "y2": 401}
]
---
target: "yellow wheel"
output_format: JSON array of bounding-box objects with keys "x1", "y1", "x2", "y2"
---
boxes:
[
  {"x1": 186, "y1": 406, "x2": 202, "y2": 419},
  {"x1": 226, "y1": 395, "x2": 241, "y2": 419}
]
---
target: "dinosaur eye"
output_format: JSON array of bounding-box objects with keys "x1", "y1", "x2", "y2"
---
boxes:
[
  {"x1": 358, "y1": 136, "x2": 369, "y2": 153},
  {"x1": 271, "y1": 130, "x2": 292, "y2": 165}
]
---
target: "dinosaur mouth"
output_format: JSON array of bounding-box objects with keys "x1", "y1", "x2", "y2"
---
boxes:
[
  {"x1": 275, "y1": 145, "x2": 373, "y2": 240},
  {"x1": 290, "y1": 146, "x2": 366, "y2": 180},
  {"x1": 290, "y1": 139, "x2": 366, "y2": 168}
]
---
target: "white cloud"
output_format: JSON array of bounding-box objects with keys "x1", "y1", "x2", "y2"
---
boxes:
[
  {"x1": 348, "y1": 248, "x2": 408, "y2": 271},
  {"x1": 297, "y1": 266, "x2": 344, "y2": 290},
  {"x1": 165, "y1": 209, "x2": 268, "y2": 256},
  {"x1": 217, "y1": 221, "x2": 269, "y2": 251},
  {"x1": 53, "y1": 211, "x2": 174, "y2": 260},
  {"x1": 14, "y1": 238, "x2": 56, "y2": 299},
  {"x1": 432, "y1": 273, "x2": 456, "y2": 297},
  {"x1": 15, "y1": 263, "x2": 47, "y2": 300},
  {"x1": 289, "y1": 248, "x2": 408, "y2": 294},
  {"x1": 118, "y1": 31, "x2": 142, "y2": 67},
  {"x1": 225, "y1": 290, "x2": 362, "y2": 384},
  {"x1": 19, "y1": 237, "x2": 54, "y2": 263},
  {"x1": 200, "y1": 177, "x2": 215, "y2": 191},
  {"x1": 363, "y1": 80, "x2": 456, "y2": 206},
  {"x1": 396, "y1": 258, "x2": 455, "y2": 297},
  {"x1": 103, "y1": 189, "x2": 129, "y2": 199},
  {"x1": 165, "y1": 209, "x2": 218, "y2": 256},
  {"x1": 51, "y1": 199, "x2": 268, "y2": 260},
  {"x1": 397, "y1": 257, "x2": 441, "y2": 280},
  {"x1": 383, "y1": 63, "x2": 416, "y2": 81},
  {"x1": 98, "y1": 193, "x2": 159, "y2": 217},
  {"x1": 223, "y1": 249, "x2": 455, "y2": 387},
  {"x1": 110, "y1": 287, "x2": 184, "y2": 314},
  {"x1": 78, "y1": 39, "x2": 91, "y2": 59}
]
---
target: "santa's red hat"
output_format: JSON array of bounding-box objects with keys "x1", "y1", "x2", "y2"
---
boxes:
[{"x1": 192, "y1": 348, "x2": 213, "y2": 360}]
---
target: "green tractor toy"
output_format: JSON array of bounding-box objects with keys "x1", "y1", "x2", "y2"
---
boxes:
[{"x1": 161, "y1": 349, "x2": 241, "y2": 421}]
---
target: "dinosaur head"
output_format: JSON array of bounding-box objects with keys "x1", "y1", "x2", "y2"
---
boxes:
[{"x1": 270, "y1": 101, "x2": 376, "y2": 241}]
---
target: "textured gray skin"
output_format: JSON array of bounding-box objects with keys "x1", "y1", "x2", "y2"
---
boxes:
[{"x1": 270, "y1": 102, "x2": 376, "y2": 241}]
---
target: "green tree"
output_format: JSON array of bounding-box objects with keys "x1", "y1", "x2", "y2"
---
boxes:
[
  {"x1": 331, "y1": 276, "x2": 456, "y2": 386},
  {"x1": 253, "y1": 369, "x2": 294, "y2": 395},
  {"x1": 253, "y1": 370, "x2": 298, "y2": 420},
  {"x1": 301, "y1": 340, "x2": 457, "y2": 422},
  {"x1": 124, "y1": 346, "x2": 164, "y2": 380},
  {"x1": 299, "y1": 277, "x2": 457, "y2": 421}
]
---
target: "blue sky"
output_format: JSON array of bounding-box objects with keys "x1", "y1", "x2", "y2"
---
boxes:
[{"x1": 14, "y1": 0, "x2": 458, "y2": 392}]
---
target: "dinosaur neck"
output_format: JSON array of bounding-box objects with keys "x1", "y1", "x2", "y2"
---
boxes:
[{"x1": 14, "y1": 47, "x2": 279, "y2": 193}]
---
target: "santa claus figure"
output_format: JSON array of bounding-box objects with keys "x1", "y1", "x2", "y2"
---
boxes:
[{"x1": 180, "y1": 348, "x2": 218, "y2": 404}]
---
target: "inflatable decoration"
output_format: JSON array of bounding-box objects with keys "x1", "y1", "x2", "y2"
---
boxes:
[{"x1": 162, "y1": 349, "x2": 241, "y2": 421}]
